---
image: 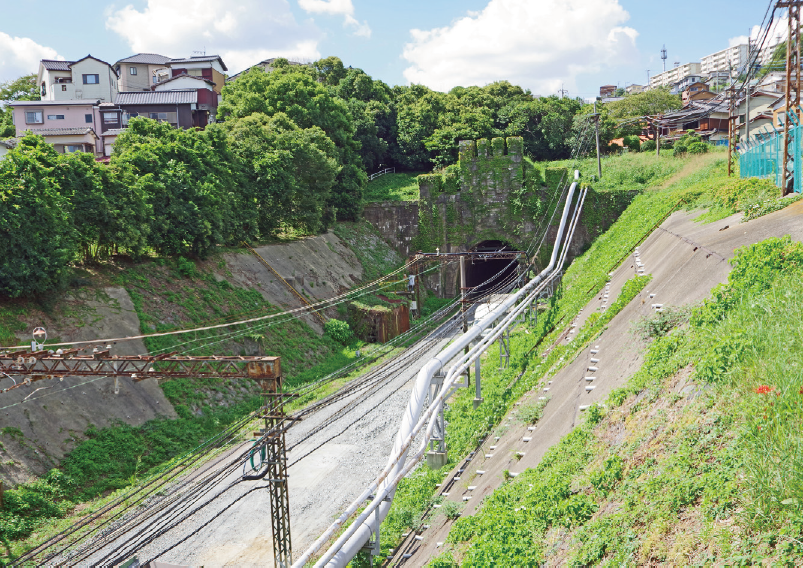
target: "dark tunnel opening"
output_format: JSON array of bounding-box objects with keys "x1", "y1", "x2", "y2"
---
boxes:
[{"x1": 464, "y1": 240, "x2": 519, "y2": 299}]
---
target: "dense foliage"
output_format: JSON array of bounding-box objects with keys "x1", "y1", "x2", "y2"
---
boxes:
[{"x1": 0, "y1": 73, "x2": 39, "y2": 138}]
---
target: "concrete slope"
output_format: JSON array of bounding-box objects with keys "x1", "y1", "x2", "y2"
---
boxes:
[
  {"x1": 390, "y1": 200, "x2": 803, "y2": 565},
  {"x1": 0, "y1": 287, "x2": 176, "y2": 486}
]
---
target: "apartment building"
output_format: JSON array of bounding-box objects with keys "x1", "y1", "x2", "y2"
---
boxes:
[
  {"x1": 700, "y1": 44, "x2": 750, "y2": 77},
  {"x1": 649, "y1": 63, "x2": 702, "y2": 89}
]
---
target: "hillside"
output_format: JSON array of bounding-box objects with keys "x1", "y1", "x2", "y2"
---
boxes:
[{"x1": 377, "y1": 152, "x2": 803, "y2": 566}]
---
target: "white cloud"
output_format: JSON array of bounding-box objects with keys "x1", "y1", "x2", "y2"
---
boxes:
[
  {"x1": 402, "y1": 0, "x2": 638, "y2": 95},
  {"x1": 0, "y1": 33, "x2": 61, "y2": 82},
  {"x1": 729, "y1": 35, "x2": 749, "y2": 48},
  {"x1": 106, "y1": 0, "x2": 322, "y2": 74},
  {"x1": 298, "y1": 0, "x2": 371, "y2": 38}
]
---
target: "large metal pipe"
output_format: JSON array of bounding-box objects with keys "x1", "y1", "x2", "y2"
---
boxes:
[{"x1": 296, "y1": 172, "x2": 580, "y2": 568}]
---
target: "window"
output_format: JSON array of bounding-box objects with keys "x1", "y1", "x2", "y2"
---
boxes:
[
  {"x1": 47, "y1": 114, "x2": 65, "y2": 120},
  {"x1": 130, "y1": 66, "x2": 138, "y2": 75},
  {"x1": 40, "y1": 82, "x2": 46, "y2": 96},
  {"x1": 83, "y1": 74, "x2": 99, "y2": 84},
  {"x1": 149, "y1": 112, "x2": 168, "y2": 120},
  {"x1": 103, "y1": 112, "x2": 119, "y2": 124},
  {"x1": 25, "y1": 111, "x2": 43, "y2": 124},
  {"x1": 152, "y1": 76, "x2": 158, "y2": 84},
  {"x1": 65, "y1": 145, "x2": 83, "y2": 153},
  {"x1": 85, "y1": 114, "x2": 93, "y2": 123},
  {"x1": 61, "y1": 85, "x2": 67, "y2": 91},
  {"x1": 188, "y1": 68, "x2": 203, "y2": 76}
]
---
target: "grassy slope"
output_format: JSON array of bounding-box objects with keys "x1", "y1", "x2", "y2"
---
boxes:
[
  {"x1": 363, "y1": 172, "x2": 424, "y2": 202},
  {"x1": 383, "y1": 150, "x2": 803, "y2": 565},
  {"x1": 438, "y1": 237, "x2": 803, "y2": 566},
  {"x1": 0, "y1": 222, "x2": 406, "y2": 561}
]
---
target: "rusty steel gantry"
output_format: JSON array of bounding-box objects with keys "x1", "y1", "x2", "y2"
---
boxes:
[
  {"x1": 779, "y1": 0, "x2": 803, "y2": 195},
  {"x1": 0, "y1": 348, "x2": 294, "y2": 568}
]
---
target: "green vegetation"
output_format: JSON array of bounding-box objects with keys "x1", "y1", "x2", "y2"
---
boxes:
[
  {"x1": 439, "y1": 236, "x2": 803, "y2": 565},
  {"x1": 384, "y1": 151, "x2": 801, "y2": 563},
  {"x1": 363, "y1": 172, "x2": 422, "y2": 202},
  {"x1": 331, "y1": 220, "x2": 403, "y2": 282},
  {"x1": 324, "y1": 319, "x2": 355, "y2": 344}
]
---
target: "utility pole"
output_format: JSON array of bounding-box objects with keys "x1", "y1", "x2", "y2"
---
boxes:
[
  {"x1": 646, "y1": 69, "x2": 650, "y2": 87},
  {"x1": 661, "y1": 45, "x2": 668, "y2": 73},
  {"x1": 0, "y1": 347, "x2": 294, "y2": 568},
  {"x1": 593, "y1": 100, "x2": 602, "y2": 179},
  {"x1": 746, "y1": 35, "x2": 753, "y2": 143},
  {"x1": 779, "y1": 0, "x2": 803, "y2": 195},
  {"x1": 656, "y1": 117, "x2": 661, "y2": 156},
  {"x1": 558, "y1": 84, "x2": 569, "y2": 98},
  {"x1": 728, "y1": 86, "x2": 736, "y2": 176}
]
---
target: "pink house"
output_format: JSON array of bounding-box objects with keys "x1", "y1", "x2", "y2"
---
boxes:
[{"x1": 10, "y1": 99, "x2": 102, "y2": 155}]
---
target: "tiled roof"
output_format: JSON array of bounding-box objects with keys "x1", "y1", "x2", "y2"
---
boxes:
[
  {"x1": 153, "y1": 73, "x2": 215, "y2": 88},
  {"x1": 24, "y1": 127, "x2": 98, "y2": 137},
  {"x1": 41, "y1": 59, "x2": 74, "y2": 71},
  {"x1": 10, "y1": 99, "x2": 100, "y2": 106},
  {"x1": 0, "y1": 139, "x2": 16, "y2": 149},
  {"x1": 116, "y1": 90, "x2": 198, "y2": 105},
  {"x1": 169, "y1": 55, "x2": 228, "y2": 71},
  {"x1": 116, "y1": 53, "x2": 173, "y2": 65},
  {"x1": 102, "y1": 128, "x2": 127, "y2": 136}
]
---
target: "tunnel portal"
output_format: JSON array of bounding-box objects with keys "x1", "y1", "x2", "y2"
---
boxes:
[{"x1": 464, "y1": 240, "x2": 519, "y2": 298}]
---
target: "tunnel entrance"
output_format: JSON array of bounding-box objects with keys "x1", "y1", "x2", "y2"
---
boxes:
[{"x1": 464, "y1": 240, "x2": 519, "y2": 298}]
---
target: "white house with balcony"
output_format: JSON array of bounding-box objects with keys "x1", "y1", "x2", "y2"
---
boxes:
[{"x1": 36, "y1": 55, "x2": 118, "y2": 103}]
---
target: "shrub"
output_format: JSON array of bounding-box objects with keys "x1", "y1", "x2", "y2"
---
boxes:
[
  {"x1": 324, "y1": 318, "x2": 354, "y2": 344},
  {"x1": 622, "y1": 135, "x2": 641, "y2": 153},
  {"x1": 687, "y1": 141, "x2": 709, "y2": 154},
  {"x1": 640, "y1": 140, "x2": 656, "y2": 152}
]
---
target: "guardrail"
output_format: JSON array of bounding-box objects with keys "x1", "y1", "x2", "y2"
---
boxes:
[{"x1": 368, "y1": 167, "x2": 395, "y2": 181}]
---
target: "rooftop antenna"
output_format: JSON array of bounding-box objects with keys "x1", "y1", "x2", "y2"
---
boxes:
[
  {"x1": 192, "y1": 47, "x2": 206, "y2": 56},
  {"x1": 674, "y1": 60, "x2": 680, "y2": 68},
  {"x1": 661, "y1": 45, "x2": 668, "y2": 72}
]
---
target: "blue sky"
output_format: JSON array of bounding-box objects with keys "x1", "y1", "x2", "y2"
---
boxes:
[{"x1": 0, "y1": 0, "x2": 775, "y2": 98}]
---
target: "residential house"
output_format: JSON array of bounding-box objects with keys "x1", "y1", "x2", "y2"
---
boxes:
[
  {"x1": 36, "y1": 55, "x2": 118, "y2": 103},
  {"x1": 756, "y1": 72, "x2": 791, "y2": 95},
  {"x1": 681, "y1": 82, "x2": 716, "y2": 104},
  {"x1": 650, "y1": 62, "x2": 702, "y2": 89},
  {"x1": 599, "y1": 85, "x2": 616, "y2": 98},
  {"x1": 738, "y1": 90, "x2": 784, "y2": 141},
  {"x1": 661, "y1": 96, "x2": 731, "y2": 143},
  {"x1": 9, "y1": 99, "x2": 102, "y2": 155},
  {"x1": 114, "y1": 90, "x2": 203, "y2": 129},
  {"x1": 625, "y1": 84, "x2": 645, "y2": 95},
  {"x1": 227, "y1": 58, "x2": 306, "y2": 82},
  {"x1": 114, "y1": 53, "x2": 173, "y2": 91},
  {"x1": 155, "y1": 55, "x2": 228, "y2": 94}
]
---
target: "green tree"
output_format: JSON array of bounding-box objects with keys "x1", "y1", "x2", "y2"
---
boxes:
[
  {"x1": 111, "y1": 118, "x2": 242, "y2": 257},
  {"x1": 313, "y1": 56, "x2": 348, "y2": 86},
  {"x1": 223, "y1": 112, "x2": 340, "y2": 235},
  {"x1": 391, "y1": 84, "x2": 446, "y2": 169},
  {"x1": 569, "y1": 102, "x2": 617, "y2": 155},
  {"x1": 335, "y1": 68, "x2": 393, "y2": 171},
  {"x1": 499, "y1": 96, "x2": 584, "y2": 160},
  {"x1": 0, "y1": 134, "x2": 76, "y2": 297},
  {"x1": 606, "y1": 87, "x2": 682, "y2": 120},
  {"x1": 54, "y1": 152, "x2": 152, "y2": 261},
  {"x1": 0, "y1": 73, "x2": 39, "y2": 138},
  {"x1": 219, "y1": 66, "x2": 365, "y2": 220}
]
